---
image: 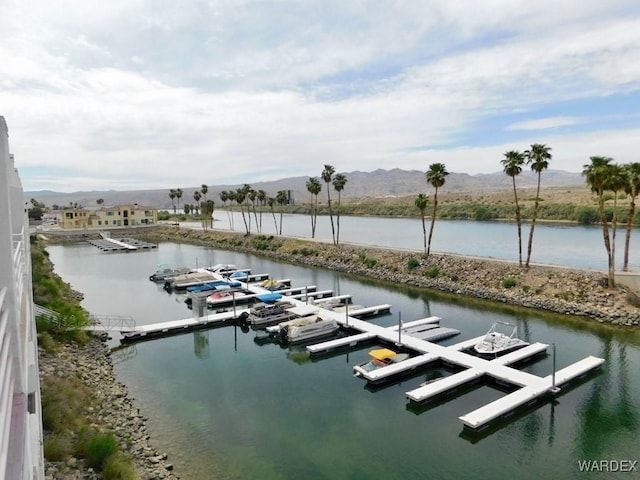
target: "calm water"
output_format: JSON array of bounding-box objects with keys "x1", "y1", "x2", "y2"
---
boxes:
[
  {"x1": 46, "y1": 243, "x2": 640, "y2": 480},
  {"x1": 193, "y1": 211, "x2": 640, "y2": 272}
]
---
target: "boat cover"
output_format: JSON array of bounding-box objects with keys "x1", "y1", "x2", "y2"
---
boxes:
[
  {"x1": 369, "y1": 348, "x2": 397, "y2": 360},
  {"x1": 256, "y1": 292, "x2": 283, "y2": 303}
]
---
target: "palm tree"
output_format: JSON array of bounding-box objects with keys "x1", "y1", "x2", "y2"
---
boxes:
[
  {"x1": 583, "y1": 156, "x2": 615, "y2": 287},
  {"x1": 332, "y1": 173, "x2": 347, "y2": 245},
  {"x1": 623, "y1": 162, "x2": 640, "y2": 271},
  {"x1": 248, "y1": 188, "x2": 259, "y2": 232},
  {"x1": 276, "y1": 190, "x2": 288, "y2": 235},
  {"x1": 175, "y1": 188, "x2": 183, "y2": 213},
  {"x1": 524, "y1": 143, "x2": 552, "y2": 268},
  {"x1": 425, "y1": 163, "x2": 449, "y2": 256},
  {"x1": 306, "y1": 177, "x2": 322, "y2": 238},
  {"x1": 414, "y1": 193, "x2": 429, "y2": 254},
  {"x1": 226, "y1": 190, "x2": 236, "y2": 230},
  {"x1": 268, "y1": 197, "x2": 278, "y2": 232},
  {"x1": 235, "y1": 188, "x2": 249, "y2": 234},
  {"x1": 607, "y1": 163, "x2": 627, "y2": 281},
  {"x1": 169, "y1": 189, "x2": 177, "y2": 213},
  {"x1": 321, "y1": 164, "x2": 336, "y2": 244},
  {"x1": 193, "y1": 191, "x2": 202, "y2": 224},
  {"x1": 501, "y1": 150, "x2": 526, "y2": 266},
  {"x1": 202, "y1": 199, "x2": 215, "y2": 231},
  {"x1": 201, "y1": 184, "x2": 208, "y2": 204},
  {"x1": 257, "y1": 189, "x2": 266, "y2": 232}
]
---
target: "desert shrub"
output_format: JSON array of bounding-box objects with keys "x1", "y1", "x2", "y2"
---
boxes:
[
  {"x1": 363, "y1": 257, "x2": 377, "y2": 268},
  {"x1": 83, "y1": 432, "x2": 119, "y2": 469},
  {"x1": 425, "y1": 266, "x2": 440, "y2": 278},
  {"x1": 501, "y1": 278, "x2": 517, "y2": 288},
  {"x1": 102, "y1": 452, "x2": 137, "y2": 480},
  {"x1": 41, "y1": 376, "x2": 92, "y2": 433},
  {"x1": 575, "y1": 206, "x2": 599, "y2": 225},
  {"x1": 521, "y1": 285, "x2": 531, "y2": 293},
  {"x1": 407, "y1": 257, "x2": 420, "y2": 270},
  {"x1": 37, "y1": 332, "x2": 58, "y2": 354},
  {"x1": 43, "y1": 434, "x2": 72, "y2": 462}
]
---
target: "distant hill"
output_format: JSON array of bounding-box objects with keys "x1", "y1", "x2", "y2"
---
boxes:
[{"x1": 26, "y1": 168, "x2": 584, "y2": 210}]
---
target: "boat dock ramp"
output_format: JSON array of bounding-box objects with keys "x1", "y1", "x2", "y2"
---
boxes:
[
  {"x1": 96, "y1": 266, "x2": 605, "y2": 433},
  {"x1": 87, "y1": 237, "x2": 157, "y2": 252}
]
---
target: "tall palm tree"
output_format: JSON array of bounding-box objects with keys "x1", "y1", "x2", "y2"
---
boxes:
[
  {"x1": 306, "y1": 177, "x2": 322, "y2": 238},
  {"x1": 268, "y1": 197, "x2": 278, "y2": 232},
  {"x1": 623, "y1": 162, "x2": 640, "y2": 271},
  {"x1": 226, "y1": 190, "x2": 237, "y2": 230},
  {"x1": 607, "y1": 163, "x2": 627, "y2": 280},
  {"x1": 332, "y1": 173, "x2": 347, "y2": 245},
  {"x1": 169, "y1": 189, "x2": 176, "y2": 214},
  {"x1": 219, "y1": 190, "x2": 231, "y2": 230},
  {"x1": 425, "y1": 162, "x2": 449, "y2": 256},
  {"x1": 321, "y1": 164, "x2": 336, "y2": 244},
  {"x1": 175, "y1": 188, "x2": 183, "y2": 213},
  {"x1": 235, "y1": 188, "x2": 249, "y2": 234},
  {"x1": 201, "y1": 184, "x2": 208, "y2": 204},
  {"x1": 257, "y1": 189, "x2": 266, "y2": 232},
  {"x1": 414, "y1": 193, "x2": 429, "y2": 254},
  {"x1": 524, "y1": 143, "x2": 552, "y2": 268},
  {"x1": 276, "y1": 190, "x2": 288, "y2": 235},
  {"x1": 193, "y1": 191, "x2": 202, "y2": 223},
  {"x1": 583, "y1": 156, "x2": 615, "y2": 287},
  {"x1": 202, "y1": 199, "x2": 215, "y2": 231},
  {"x1": 248, "y1": 188, "x2": 259, "y2": 232},
  {"x1": 501, "y1": 150, "x2": 526, "y2": 266}
]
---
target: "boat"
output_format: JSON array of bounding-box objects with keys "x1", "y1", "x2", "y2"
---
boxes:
[
  {"x1": 246, "y1": 295, "x2": 296, "y2": 328},
  {"x1": 353, "y1": 348, "x2": 410, "y2": 376},
  {"x1": 206, "y1": 290, "x2": 249, "y2": 306},
  {"x1": 474, "y1": 321, "x2": 529, "y2": 356},
  {"x1": 261, "y1": 279, "x2": 289, "y2": 291},
  {"x1": 268, "y1": 314, "x2": 339, "y2": 344},
  {"x1": 207, "y1": 263, "x2": 240, "y2": 274},
  {"x1": 163, "y1": 269, "x2": 220, "y2": 290},
  {"x1": 149, "y1": 265, "x2": 192, "y2": 282}
]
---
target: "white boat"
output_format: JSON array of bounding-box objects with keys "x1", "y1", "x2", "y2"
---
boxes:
[
  {"x1": 246, "y1": 299, "x2": 297, "y2": 327},
  {"x1": 353, "y1": 348, "x2": 410, "y2": 376},
  {"x1": 206, "y1": 290, "x2": 249, "y2": 306},
  {"x1": 474, "y1": 321, "x2": 529, "y2": 356},
  {"x1": 272, "y1": 314, "x2": 339, "y2": 344},
  {"x1": 149, "y1": 265, "x2": 192, "y2": 282}
]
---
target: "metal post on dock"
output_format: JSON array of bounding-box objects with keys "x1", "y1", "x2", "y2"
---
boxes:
[
  {"x1": 345, "y1": 302, "x2": 349, "y2": 327},
  {"x1": 397, "y1": 311, "x2": 402, "y2": 346},
  {"x1": 550, "y1": 343, "x2": 560, "y2": 394},
  {"x1": 305, "y1": 286, "x2": 308, "y2": 304},
  {"x1": 232, "y1": 291, "x2": 236, "y2": 317}
]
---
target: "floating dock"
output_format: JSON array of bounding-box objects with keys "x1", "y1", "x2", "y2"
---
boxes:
[{"x1": 88, "y1": 237, "x2": 157, "y2": 251}]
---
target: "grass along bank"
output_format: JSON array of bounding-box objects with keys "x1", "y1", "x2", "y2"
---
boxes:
[{"x1": 137, "y1": 226, "x2": 640, "y2": 326}]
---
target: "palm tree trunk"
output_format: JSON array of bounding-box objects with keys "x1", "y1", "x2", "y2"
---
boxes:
[
  {"x1": 240, "y1": 206, "x2": 249, "y2": 234},
  {"x1": 512, "y1": 177, "x2": 523, "y2": 267},
  {"x1": 426, "y1": 189, "x2": 438, "y2": 256},
  {"x1": 623, "y1": 200, "x2": 635, "y2": 271},
  {"x1": 336, "y1": 192, "x2": 341, "y2": 245},
  {"x1": 327, "y1": 190, "x2": 335, "y2": 244},
  {"x1": 525, "y1": 173, "x2": 541, "y2": 269},
  {"x1": 271, "y1": 211, "x2": 278, "y2": 232},
  {"x1": 598, "y1": 193, "x2": 615, "y2": 288},
  {"x1": 309, "y1": 193, "x2": 315, "y2": 238},
  {"x1": 279, "y1": 212, "x2": 283, "y2": 235},
  {"x1": 421, "y1": 214, "x2": 427, "y2": 254}
]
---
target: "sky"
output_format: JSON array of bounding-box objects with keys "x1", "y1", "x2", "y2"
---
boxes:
[{"x1": 1, "y1": 0, "x2": 640, "y2": 193}]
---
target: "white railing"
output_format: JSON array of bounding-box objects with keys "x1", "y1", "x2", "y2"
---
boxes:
[{"x1": 0, "y1": 288, "x2": 14, "y2": 479}]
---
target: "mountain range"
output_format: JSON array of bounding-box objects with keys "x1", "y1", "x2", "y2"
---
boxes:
[{"x1": 27, "y1": 168, "x2": 584, "y2": 210}]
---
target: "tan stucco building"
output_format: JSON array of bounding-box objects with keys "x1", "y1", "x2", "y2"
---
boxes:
[{"x1": 58, "y1": 204, "x2": 158, "y2": 229}]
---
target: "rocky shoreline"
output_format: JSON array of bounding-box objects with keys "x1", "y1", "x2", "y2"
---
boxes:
[{"x1": 39, "y1": 336, "x2": 180, "y2": 480}]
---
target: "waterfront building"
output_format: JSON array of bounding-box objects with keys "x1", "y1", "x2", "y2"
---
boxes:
[
  {"x1": 58, "y1": 204, "x2": 158, "y2": 229},
  {"x1": 0, "y1": 116, "x2": 45, "y2": 479}
]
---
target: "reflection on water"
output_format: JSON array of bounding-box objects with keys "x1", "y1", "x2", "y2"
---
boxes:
[{"x1": 46, "y1": 242, "x2": 640, "y2": 480}]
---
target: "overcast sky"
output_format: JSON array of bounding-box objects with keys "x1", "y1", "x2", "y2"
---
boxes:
[{"x1": 2, "y1": 0, "x2": 640, "y2": 192}]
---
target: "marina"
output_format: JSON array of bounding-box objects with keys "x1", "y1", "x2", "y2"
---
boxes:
[
  {"x1": 45, "y1": 241, "x2": 635, "y2": 480},
  {"x1": 87, "y1": 236, "x2": 158, "y2": 251},
  {"x1": 85, "y1": 262, "x2": 607, "y2": 432}
]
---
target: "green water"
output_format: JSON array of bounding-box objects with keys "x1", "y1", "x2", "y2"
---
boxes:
[{"x1": 46, "y1": 243, "x2": 640, "y2": 479}]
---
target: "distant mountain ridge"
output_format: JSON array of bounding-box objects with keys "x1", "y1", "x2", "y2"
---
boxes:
[{"x1": 27, "y1": 168, "x2": 584, "y2": 210}]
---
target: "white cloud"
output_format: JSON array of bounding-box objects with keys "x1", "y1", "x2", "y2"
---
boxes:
[{"x1": 1, "y1": 0, "x2": 640, "y2": 191}]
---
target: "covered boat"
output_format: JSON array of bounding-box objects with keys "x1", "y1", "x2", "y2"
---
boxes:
[{"x1": 353, "y1": 348, "x2": 410, "y2": 376}]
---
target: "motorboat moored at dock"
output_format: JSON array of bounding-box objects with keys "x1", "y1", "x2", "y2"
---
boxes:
[{"x1": 474, "y1": 321, "x2": 529, "y2": 356}]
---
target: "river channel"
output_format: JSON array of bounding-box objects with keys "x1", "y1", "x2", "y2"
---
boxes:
[
  {"x1": 46, "y1": 242, "x2": 640, "y2": 479},
  {"x1": 186, "y1": 211, "x2": 640, "y2": 272}
]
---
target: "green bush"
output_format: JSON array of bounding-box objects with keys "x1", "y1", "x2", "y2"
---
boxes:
[
  {"x1": 425, "y1": 266, "x2": 440, "y2": 278},
  {"x1": 407, "y1": 257, "x2": 420, "y2": 270},
  {"x1": 102, "y1": 452, "x2": 137, "y2": 480},
  {"x1": 43, "y1": 434, "x2": 72, "y2": 462},
  {"x1": 502, "y1": 278, "x2": 517, "y2": 288},
  {"x1": 364, "y1": 257, "x2": 377, "y2": 268},
  {"x1": 84, "y1": 432, "x2": 119, "y2": 469}
]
